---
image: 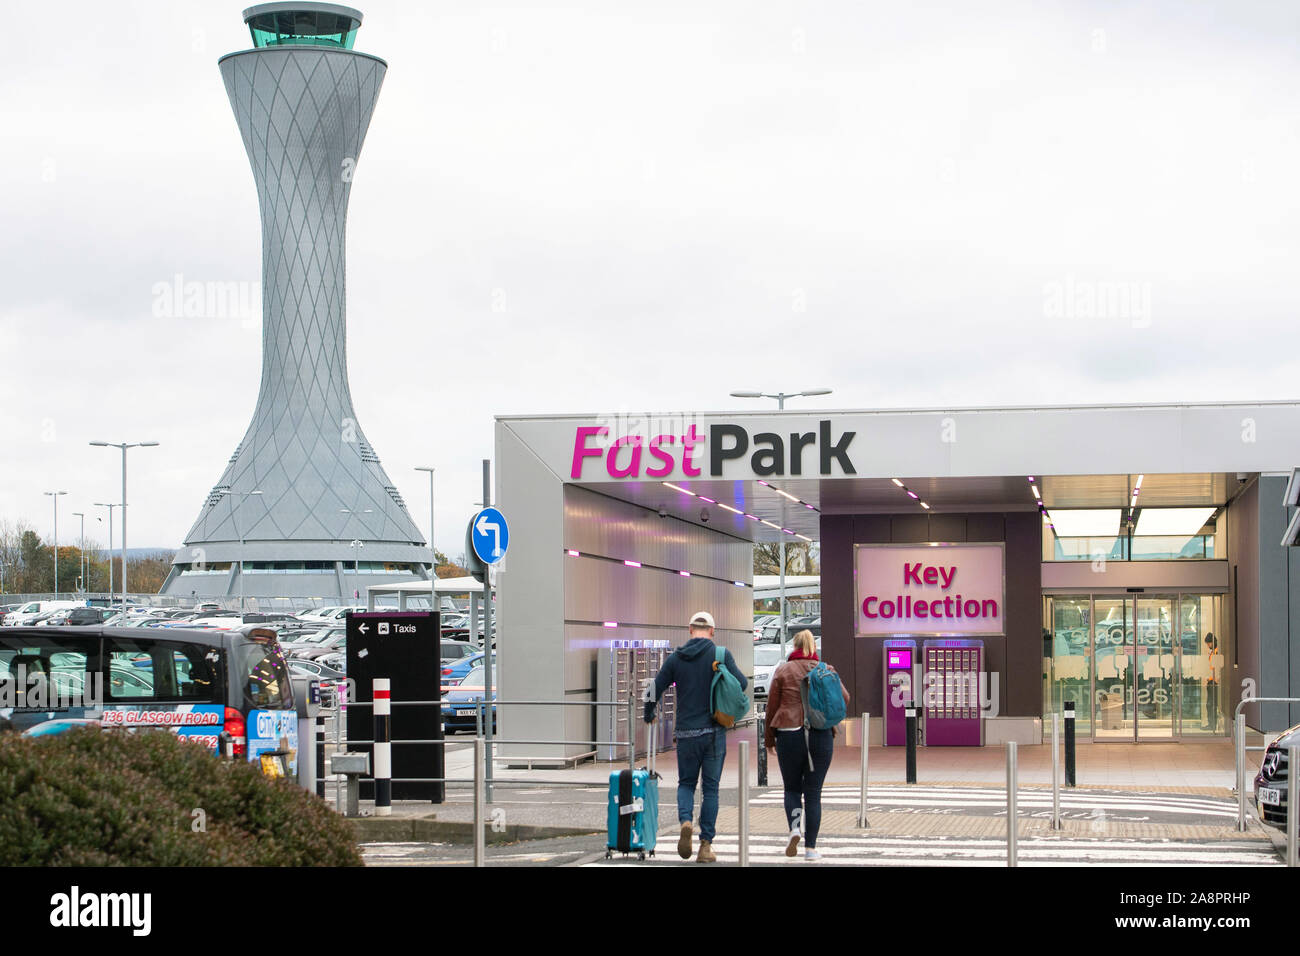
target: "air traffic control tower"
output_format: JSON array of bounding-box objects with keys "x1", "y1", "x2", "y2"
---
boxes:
[{"x1": 163, "y1": 4, "x2": 429, "y2": 602}]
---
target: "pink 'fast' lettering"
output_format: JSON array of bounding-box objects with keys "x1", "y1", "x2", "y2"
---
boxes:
[{"x1": 569, "y1": 426, "x2": 706, "y2": 479}]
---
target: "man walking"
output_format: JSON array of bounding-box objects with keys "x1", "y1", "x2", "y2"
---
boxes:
[{"x1": 644, "y1": 610, "x2": 746, "y2": 863}]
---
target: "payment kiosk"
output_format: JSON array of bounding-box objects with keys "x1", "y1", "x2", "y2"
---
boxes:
[
  {"x1": 882, "y1": 639, "x2": 918, "y2": 746},
  {"x1": 921, "y1": 639, "x2": 984, "y2": 746}
]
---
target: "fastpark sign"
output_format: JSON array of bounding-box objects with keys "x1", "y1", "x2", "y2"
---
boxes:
[{"x1": 569, "y1": 420, "x2": 857, "y2": 480}]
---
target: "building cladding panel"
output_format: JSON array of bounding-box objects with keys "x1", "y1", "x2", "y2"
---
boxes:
[{"x1": 164, "y1": 33, "x2": 426, "y2": 597}]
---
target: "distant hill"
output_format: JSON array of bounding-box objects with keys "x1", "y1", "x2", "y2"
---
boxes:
[{"x1": 114, "y1": 547, "x2": 177, "y2": 558}]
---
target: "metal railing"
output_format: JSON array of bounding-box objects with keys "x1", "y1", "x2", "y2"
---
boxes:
[
  {"x1": 315, "y1": 694, "x2": 654, "y2": 802},
  {"x1": 1233, "y1": 697, "x2": 1300, "y2": 830}
]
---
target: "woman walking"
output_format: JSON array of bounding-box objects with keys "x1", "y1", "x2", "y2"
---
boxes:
[{"x1": 763, "y1": 629, "x2": 850, "y2": 861}]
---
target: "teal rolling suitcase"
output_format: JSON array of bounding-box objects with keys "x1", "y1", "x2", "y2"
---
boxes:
[{"x1": 605, "y1": 718, "x2": 660, "y2": 859}]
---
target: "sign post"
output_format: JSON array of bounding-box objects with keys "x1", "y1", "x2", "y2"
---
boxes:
[{"x1": 469, "y1": 461, "x2": 510, "y2": 804}]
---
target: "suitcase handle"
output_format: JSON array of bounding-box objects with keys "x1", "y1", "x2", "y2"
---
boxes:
[{"x1": 640, "y1": 714, "x2": 660, "y2": 779}]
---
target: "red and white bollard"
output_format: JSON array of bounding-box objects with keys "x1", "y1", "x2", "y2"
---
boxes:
[{"x1": 373, "y1": 678, "x2": 391, "y2": 817}]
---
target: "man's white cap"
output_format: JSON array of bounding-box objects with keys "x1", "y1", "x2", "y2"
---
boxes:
[{"x1": 689, "y1": 610, "x2": 715, "y2": 629}]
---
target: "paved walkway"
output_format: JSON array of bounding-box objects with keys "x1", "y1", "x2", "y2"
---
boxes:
[{"x1": 347, "y1": 726, "x2": 1279, "y2": 859}]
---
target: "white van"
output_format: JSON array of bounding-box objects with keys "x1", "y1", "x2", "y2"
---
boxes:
[{"x1": 4, "y1": 601, "x2": 83, "y2": 627}]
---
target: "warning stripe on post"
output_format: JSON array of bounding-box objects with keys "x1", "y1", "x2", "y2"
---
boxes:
[{"x1": 374, "y1": 678, "x2": 392, "y2": 816}]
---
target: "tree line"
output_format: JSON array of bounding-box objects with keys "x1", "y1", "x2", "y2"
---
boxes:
[{"x1": 0, "y1": 520, "x2": 174, "y2": 595}]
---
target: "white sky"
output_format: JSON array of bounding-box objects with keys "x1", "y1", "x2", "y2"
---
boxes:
[{"x1": 1, "y1": 0, "x2": 1298, "y2": 556}]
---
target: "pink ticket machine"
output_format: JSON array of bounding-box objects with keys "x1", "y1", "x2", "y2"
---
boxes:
[{"x1": 883, "y1": 639, "x2": 918, "y2": 747}]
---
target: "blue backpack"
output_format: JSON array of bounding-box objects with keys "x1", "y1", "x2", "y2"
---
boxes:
[
  {"x1": 710, "y1": 646, "x2": 750, "y2": 728},
  {"x1": 800, "y1": 661, "x2": 846, "y2": 765}
]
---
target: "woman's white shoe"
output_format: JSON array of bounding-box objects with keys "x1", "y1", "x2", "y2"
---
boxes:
[{"x1": 805, "y1": 849, "x2": 822, "y2": 861}]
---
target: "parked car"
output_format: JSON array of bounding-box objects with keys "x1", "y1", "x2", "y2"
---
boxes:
[
  {"x1": 440, "y1": 640, "x2": 479, "y2": 664},
  {"x1": 1255, "y1": 722, "x2": 1299, "y2": 830},
  {"x1": 441, "y1": 663, "x2": 497, "y2": 733},
  {"x1": 65, "y1": 607, "x2": 116, "y2": 626},
  {"x1": 295, "y1": 606, "x2": 345, "y2": 623},
  {"x1": 4, "y1": 601, "x2": 82, "y2": 626},
  {"x1": 758, "y1": 621, "x2": 822, "y2": 644},
  {"x1": 285, "y1": 630, "x2": 346, "y2": 661},
  {"x1": 288, "y1": 657, "x2": 347, "y2": 681},
  {"x1": 442, "y1": 651, "x2": 484, "y2": 686},
  {"x1": 752, "y1": 642, "x2": 785, "y2": 698}
]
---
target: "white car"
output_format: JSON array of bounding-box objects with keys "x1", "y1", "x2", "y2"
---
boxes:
[
  {"x1": 295, "y1": 606, "x2": 343, "y2": 622},
  {"x1": 752, "y1": 642, "x2": 786, "y2": 698},
  {"x1": 5, "y1": 600, "x2": 82, "y2": 626}
]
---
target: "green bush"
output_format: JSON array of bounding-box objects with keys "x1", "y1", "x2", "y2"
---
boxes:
[{"x1": 0, "y1": 728, "x2": 362, "y2": 866}]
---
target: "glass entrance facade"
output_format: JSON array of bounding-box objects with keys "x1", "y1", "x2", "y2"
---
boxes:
[{"x1": 1043, "y1": 593, "x2": 1225, "y2": 739}]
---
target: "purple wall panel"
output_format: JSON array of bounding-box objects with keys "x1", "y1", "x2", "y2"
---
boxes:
[{"x1": 820, "y1": 510, "x2": 1041, "y2": 718}]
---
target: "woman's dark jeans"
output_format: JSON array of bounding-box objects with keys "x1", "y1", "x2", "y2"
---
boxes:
[{"x1": 774, "y1": 727, "x2": 834, "y2": 848}]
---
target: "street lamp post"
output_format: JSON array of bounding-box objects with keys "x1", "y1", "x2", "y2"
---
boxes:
[
  {"x1": 729, "y1": 388, "x2": 832, "y2": 659},
  {"x1": 340, "y1": 509, "x2": 373, "y2": 601},
  {"x1": 89, "y1": 441, "x2": 159, "y2": 610},
  {"x1": 218, "y1": 490, "x2": 263, "y2": 613},
  {"x1": 71, "y1": 512, "x2": 85, "y2": 594},
  {"x1": 44, "y1": 491, "x2": 67, "y2": 597},
  {"x1": 415, "y1": 466, "x2": 436, "y2": 606},
  {"x1": 95, "y1": 503, "x2": 118, "y2": 599}
]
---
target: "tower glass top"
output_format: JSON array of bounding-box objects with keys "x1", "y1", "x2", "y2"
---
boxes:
[{"x1": 243, "y1": 2, "x2": 364, "y2": 49}]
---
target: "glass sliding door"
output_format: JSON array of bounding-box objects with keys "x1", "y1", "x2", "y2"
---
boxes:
[
  {"x1": 1179, "y1": 594, "x2": 1225, "y2": 735},
  {"x1": 1045, "y1": 596, "x2": 1093, "y2": 737},
  {"x1": 1092, "y1": 596, "x2": 1133, "y2": 739},
  {"x1": 1043, "y1": 592, "x2": 1225, "y2": 740},
  {"x1": 1134, "y1": 596, "x2": 1176, "y2": 739}
]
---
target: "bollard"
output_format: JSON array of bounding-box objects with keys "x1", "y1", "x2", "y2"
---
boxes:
[
  {"x1": 857, "y1": 712, "x2": 870, "y2": 828},
  {"x1": 474, "y1": 736, "x2": 486, "y2": 867},
  {"x1": 757, "y1": 712, "x2": 768, "y2": 787},
  {"x1": 1051, "y1": 713, "x2": 1061, "y2": 830},
  {"x1": 373, "y1": 678, "x2": 391, "y2": 817},
  {"x1": 1006, "y1": 741, "x2": 1018, "y2": 867},
  {"x1": 905, "y1": 706, "x2": 918, "y2": 784},
  {"x1": 334, "y1": 691, "x2": 344, "y2": 813},
  {"x1": 1236, "y1": 714, "x2": 1247, "y2": 831},
  {"x1": 1063, "y1": 701, "x2": 1076, "y2": 787},
  {"x1": 314, "y1": 713, "x2": 326, "y2": 799},
  {"x1": 739, "y1": 740, "x2": 750, "y2": 868},
  {"x1": 1289, "y1": 746, "x2": 1298, "y2": 867}
]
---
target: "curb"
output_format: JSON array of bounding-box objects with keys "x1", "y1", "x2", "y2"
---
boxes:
[{"x1": 349, "y1": 816, "x2": 600, "y2": 845}]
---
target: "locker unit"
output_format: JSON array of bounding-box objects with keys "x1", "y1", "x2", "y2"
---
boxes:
[
  {"x1": 922, "y1": 639, "x2": 984, "y2": 746},
  {"x1": 596, "y1": 643, "x2": 676, "y2": 761}
]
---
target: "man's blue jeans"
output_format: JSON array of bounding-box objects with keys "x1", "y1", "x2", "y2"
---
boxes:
[{"x1": 676, "y1": 727, "x2": 726, "y2": 842}]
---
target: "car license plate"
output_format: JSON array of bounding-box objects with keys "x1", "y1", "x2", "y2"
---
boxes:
[
  {"x1": 455, "y1": 708, "x2": 476, "y2": 717},
  {"x1": 1259, "y1": 787, "x2": 1281, "y2": 806}
]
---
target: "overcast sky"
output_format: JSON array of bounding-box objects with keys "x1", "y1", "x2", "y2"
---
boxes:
[{"x1": 1, "y1": 0, "x2": 1298, "y2": 556}]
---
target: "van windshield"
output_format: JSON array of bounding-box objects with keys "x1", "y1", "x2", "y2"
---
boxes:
[{"x1": 236, "y1": 640, "x2": 293, "y2": 711}]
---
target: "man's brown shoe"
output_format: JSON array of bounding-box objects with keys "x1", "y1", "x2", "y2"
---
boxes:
[
  {"x1": 697, "y1": 840, "x2": 717, "y2": 863},
  {"x1": 677, "y1": 823, "x2": 693, "y2": 860}
]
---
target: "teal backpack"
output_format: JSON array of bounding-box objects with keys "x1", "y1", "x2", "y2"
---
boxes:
[
  {"x1": 710, "y1": 646, "x2": 750, "y2": 728},
  {"x1": 800, "y1": 661, "x2": 846, "y2": 767},
  {"x1": 802, "y1": 661, "x2": 847, "y2": 730}
]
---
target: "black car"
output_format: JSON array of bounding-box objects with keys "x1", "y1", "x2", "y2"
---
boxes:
[
  {"x1": 1254, "y1": 722, "x2": 1299, "y2": 829},
  {"x1": 65, "y1": 607, "x2": 115, "y2": 626}
]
